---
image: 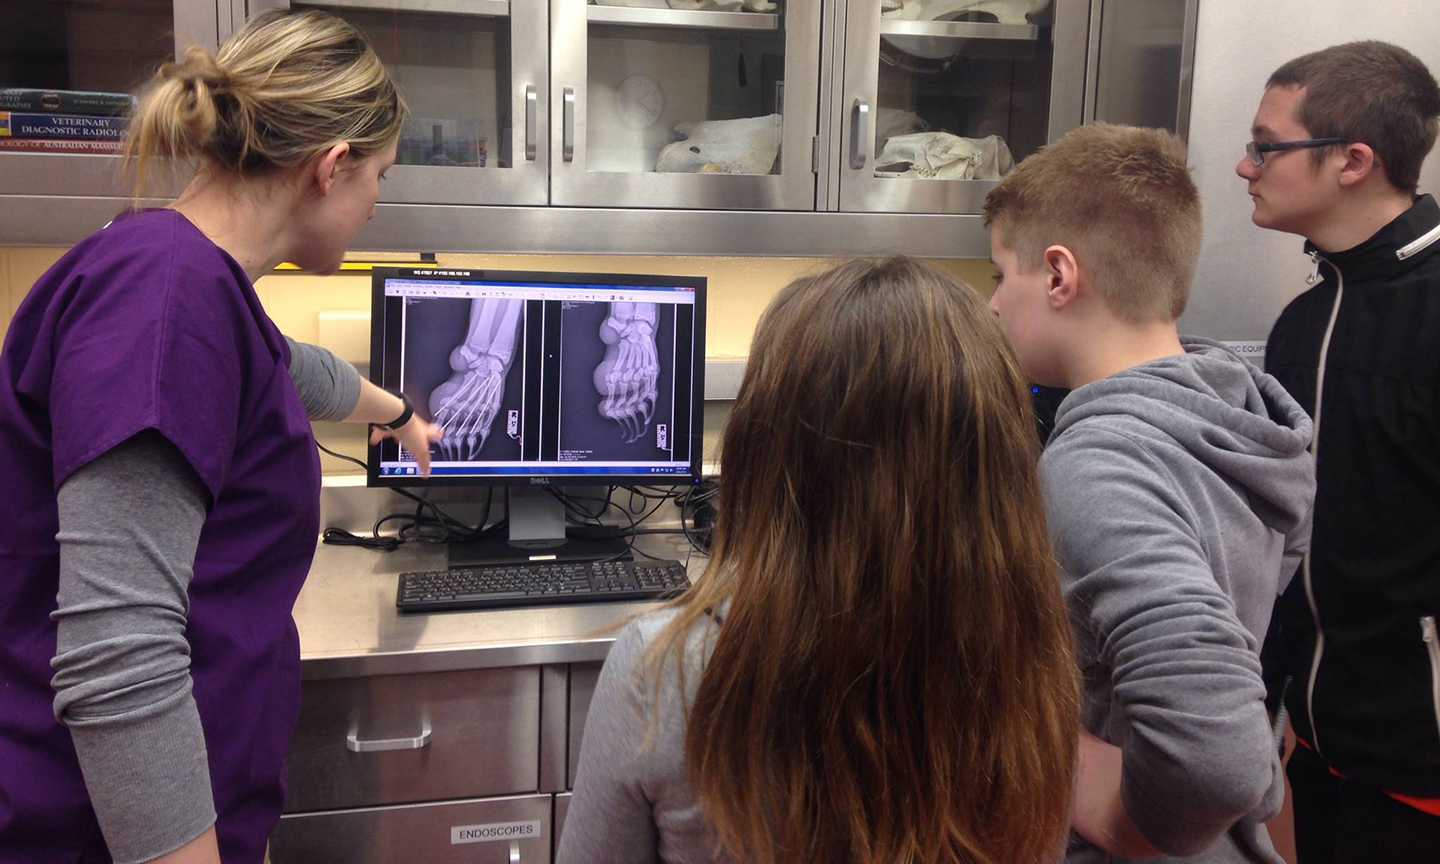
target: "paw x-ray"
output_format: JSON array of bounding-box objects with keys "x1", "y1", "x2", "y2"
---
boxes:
[
  {"x1": 558, "y1": 300, "x2": 676, "y2": 462},
  {"x1": 374, "y1": 271, "x2": 698, "y2": 479},
  {"x1": 400, "y1": 297, "x2": 525, "y2": 463}
]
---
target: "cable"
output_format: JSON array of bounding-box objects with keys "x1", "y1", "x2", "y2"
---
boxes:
[
  {"x1": 321, "y1": 525, "x2": 402, "y2": 551},
  {"x1": 547, "y1": 486, "x2": 644, "y2": 562},
  {"x1": 673, "y1": 480, "x2": 717, "y2": 563},
  {"x1": 317, "y1": 440, "x2": 367, "y2": 471},
  {"x1": 316, "y1": 442, "x2": 501, "y2": 551},
  {"x1": 315, "y1": 441, "x2": 713, "y2": 560},
  {"x1": 547, "y1": 485, "x2": 691, "y2": 562}
]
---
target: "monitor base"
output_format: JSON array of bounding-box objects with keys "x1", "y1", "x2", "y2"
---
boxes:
[
  {"x1": 446, "y1": 531, "x2": 633, "y2": 568},
  {"x1": 446, "y1": 488, "x2": 632, "y2": 568}
]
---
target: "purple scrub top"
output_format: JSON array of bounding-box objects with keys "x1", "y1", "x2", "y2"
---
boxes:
[{"x1": 0, "y1": 209, "x2": 321, "y2": 863}]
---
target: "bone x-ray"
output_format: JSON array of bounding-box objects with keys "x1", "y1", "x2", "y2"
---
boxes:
[{"x1": 370, "y1": 270, "x2": 702, "y2": 481}]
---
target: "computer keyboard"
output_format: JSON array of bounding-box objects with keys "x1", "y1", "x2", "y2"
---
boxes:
[{"x1": 396, "y1": 558, "x2": 692, "y2": 613}]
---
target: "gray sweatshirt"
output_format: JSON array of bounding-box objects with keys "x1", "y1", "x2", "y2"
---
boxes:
[
  {"x1": 559, "y1": 609, "x2": 727, "y2": 864},
  {"x1": 1044, "y1": 337, "x2": 1315, "y2": 864}
]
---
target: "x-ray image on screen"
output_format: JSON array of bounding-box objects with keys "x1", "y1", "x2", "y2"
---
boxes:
[
  {"x1": 557, "y1": 300, "x2": 676, "y2": 463},
  {"x1": 371, "y1": 268, "x2": 702, "y2": 483},
  {"x1": 399, "y1": 296, "x2": 526, "y2": 463}
]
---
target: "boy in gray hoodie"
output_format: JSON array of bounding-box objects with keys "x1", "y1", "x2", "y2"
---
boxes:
[{"x1": 984, "y1": 123, "x2": 1316, "y2": 863}]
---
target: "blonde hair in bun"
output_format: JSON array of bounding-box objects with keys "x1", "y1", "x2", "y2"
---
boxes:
[{"x1": 124, "y1": 9, "x2": 405, "y2": 195}]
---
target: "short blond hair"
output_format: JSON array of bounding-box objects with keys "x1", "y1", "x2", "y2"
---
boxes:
[
  {"x1": 982, "y1": 123, "x2": 1201, "y2": 323},
  {"x1": 125, "y1": 9, "x2": 405, "y2": 195}
]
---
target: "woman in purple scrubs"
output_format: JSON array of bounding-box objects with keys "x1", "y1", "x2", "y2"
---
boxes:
[{"x1": 0, "y1": 11, "x2": 439, "y2": 863}]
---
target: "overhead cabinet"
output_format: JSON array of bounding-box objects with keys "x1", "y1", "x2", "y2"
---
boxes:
[{"x1": 0, "y1": 0, "x2": 1198, "y2": 254}]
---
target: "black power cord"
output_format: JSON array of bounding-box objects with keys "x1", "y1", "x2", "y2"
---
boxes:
[
  {"x1": 317, "y1": 442, "x2": 501, "y2": 551},
  {"x1": 315, "y1": 441, "x2": 714, "y2": 558}
]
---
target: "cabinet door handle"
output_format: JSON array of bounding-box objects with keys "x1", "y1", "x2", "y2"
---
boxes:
[
  {"x1": 562, "y1": 86, "x2": 576, "y2": 163},
  {"x1": 346, "y1": 720, "x2": 432, "y2": 753},
  {"x1": 510, "y1": 840, "x2": 521, "y2": 863},
  {"x1": 524, "y1": 84, "x2": 537, "y2": 162},
  {"x1": 849, "y1": 98, "x2": 869, "y2": 169}
]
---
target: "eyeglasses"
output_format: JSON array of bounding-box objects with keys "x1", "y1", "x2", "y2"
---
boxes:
[{"x1": 1245, "y1": 137, "x2": 1348, "y2": 166}]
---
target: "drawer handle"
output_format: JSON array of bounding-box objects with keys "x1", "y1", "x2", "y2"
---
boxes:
[
  {"x1": 346, "y1": 720, "x2": 432, "y2": 753},
  {"x1": 510, "y1": 840, "x2": 521, "y2": 863}
]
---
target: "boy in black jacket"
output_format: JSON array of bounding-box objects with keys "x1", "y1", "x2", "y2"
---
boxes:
[{"x1": 1238, "y1": 40, "x2": 1440, "y2": 861}]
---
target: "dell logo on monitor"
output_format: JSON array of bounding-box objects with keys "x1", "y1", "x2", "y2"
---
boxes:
[{"x1": 529, "y1": 478, "x2": 551, "y2": 485}]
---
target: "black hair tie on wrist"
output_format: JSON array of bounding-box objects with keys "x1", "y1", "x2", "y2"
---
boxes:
[{"x1": 375, "y1": 392, "x2": 414, "y2": 431}]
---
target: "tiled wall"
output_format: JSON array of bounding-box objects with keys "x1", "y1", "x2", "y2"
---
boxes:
[{"x1": 1, "y1": 247, "x2": 998, "y2": 473}]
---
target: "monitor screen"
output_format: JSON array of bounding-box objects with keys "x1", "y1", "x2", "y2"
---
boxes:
[{"x1": 368, "y1": 267, "x2": 706, "y2": 486}]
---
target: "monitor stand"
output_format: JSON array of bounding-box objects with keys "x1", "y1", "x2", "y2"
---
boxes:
[{"x1": 446, "y1": 486, "x2": 632, "y2": 569}]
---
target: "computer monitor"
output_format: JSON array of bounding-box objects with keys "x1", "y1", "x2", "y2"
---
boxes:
[{"x1": 368, "y1": 266, "x2": 706, "y2": 564}]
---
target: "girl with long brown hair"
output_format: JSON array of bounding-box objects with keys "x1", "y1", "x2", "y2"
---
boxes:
[{"x1": 558, "y1": 257, "x2": 1080, "y2": 864}]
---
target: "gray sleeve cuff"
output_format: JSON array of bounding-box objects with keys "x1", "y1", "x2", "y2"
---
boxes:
[
  {"x1": 68, "y1": 690, "x2": 217, "y2": 864},
  {"x1": 52, "y1": 432, "x2": 217, "y2": 862},
  {"x1": 285, "y1": 336, "x2": 363, "y2": 421}
]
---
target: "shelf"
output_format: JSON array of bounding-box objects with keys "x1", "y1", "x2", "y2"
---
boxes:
[
  {"x1": 586, "y1": 6, "x2": 780, "y2": 32},
  {"x1": 308, "y1": 0, "x2": 510, "y2": 18},
  {"x1": 0, "y1": 196, "x2": 993, "y2": 259},
  {"x1": 879, "y1": 19, "x2": 1041, "y2": 41}
]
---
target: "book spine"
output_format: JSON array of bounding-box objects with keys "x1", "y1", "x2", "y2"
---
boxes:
[
  {"x1": 0, "y1": 112, "x2": 126, "y2": 140},
  {"x1": 0, "y1": 88, "x2": 136, "y2": 116},
  {"x1": 0, "y1": 137, "x2": 125, "y2": 154}
]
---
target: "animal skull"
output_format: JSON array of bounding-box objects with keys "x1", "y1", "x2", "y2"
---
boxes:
[{"x1": 656, "y1": 114, "x2": 782, "y2": 175}]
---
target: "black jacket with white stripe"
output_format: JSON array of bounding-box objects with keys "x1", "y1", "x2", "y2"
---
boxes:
[{"x1": 1263, "y1": 193, "x2": 1440, "y2": 797}]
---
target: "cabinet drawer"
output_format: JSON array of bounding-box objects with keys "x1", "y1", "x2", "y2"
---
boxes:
[
  {"x1": 285, "y1": 666, "x2": 541, "y2": 812},
  {"x1": 554, "y1": 792, "x2": 571, "y2": 854},
  {"x1": 270, "y1": 794, "x2": 552, "y2": 864},
  {"x1": 567, "y1": 663, "x2": 602, "y2": 788}
]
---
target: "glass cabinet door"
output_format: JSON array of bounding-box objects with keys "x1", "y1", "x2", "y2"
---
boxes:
[
  {"x1": 0, "y1": 0, "x2": 215, "y2": 195},
  {"x1": 835, "y1": 0, "x2": 1087, "y2": 214},
  {"x1": 550, "y1": 0, "x2": 820, "y2": 211},
  {"x1": 255, "y1": 0, "x2": 549, "y2": 206},
  {"x1": 1088, "y1": 0, "x2": 1197, "y2": 140}
]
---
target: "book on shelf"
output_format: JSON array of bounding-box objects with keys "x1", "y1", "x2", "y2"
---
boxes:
[
  {"x1": 0, "y1": 88, "x2": 136, "y2": 116},
  {"x1": 0, "y1": 111, "x2": 126, "y2": 140},
  {"x1": 0, "y1": 137, "x2": 124, "y2": 154}
]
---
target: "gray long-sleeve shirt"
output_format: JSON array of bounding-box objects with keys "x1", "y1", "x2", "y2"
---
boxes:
[
  {"x1": 49, "y1": 339, "x2": 359, "y2": 863},
  {"x1": 558, "y1": 609, "x2": 726, "y2": 864},
  {"x1": 1044, "y1": 338, "x2": 1315, "y2": 864}
]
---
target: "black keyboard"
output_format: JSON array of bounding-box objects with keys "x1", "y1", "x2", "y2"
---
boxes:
[{"x1": 396, "y1": 558, "x2": 692, "y2": 613}]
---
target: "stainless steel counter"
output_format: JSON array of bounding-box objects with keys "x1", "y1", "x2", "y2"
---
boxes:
[{"x1": 293, "y1": 534, "x2": 706, "y2": 681}]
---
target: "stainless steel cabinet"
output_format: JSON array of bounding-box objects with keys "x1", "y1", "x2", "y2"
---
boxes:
[
  {"x1": 1084, "y1": 0, "x2": 1199, "y2": 141},
  {"x1": 0, "y1": 0, "x2": 1200, "y2": 254},
  {"x1": 566, "y1": 662, "x2": 602, "y2": 788},
  {"x1": 0, "y1": 0, "x2": 219, "y2": 199},
  {"x1": 553, "y1": 792, "x2": 572, "y2": 859},
  {"x1": 283, "y1": 666, "x2": 542, "y2": 812},
  {"x1": 271, "y1": 794, "x2": 554, "y2": 863},
  {"x1": 830, "y1": 0, "x2": 1088, "y2": 214},
  {"x1": 251, "y1": 0, "x2": 551, "y2": 206},
  {"x1": 549, "y1": 0, "x2": 822, "y2": 210},
  {"x1": 272, "y1": 659, "x2": 600, "y2": 863}
]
